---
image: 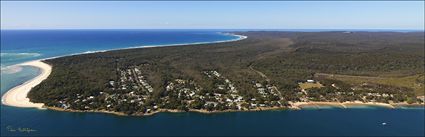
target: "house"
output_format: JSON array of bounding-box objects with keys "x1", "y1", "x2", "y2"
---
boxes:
[
  {"x1": 417, "y1": 96, "x2": 425, "y2": 102},
  {"x1": 212, "y1": 71, "x2": 221, "y2": 77},
  {"x1": 61, "y1": 103, "x2": 70, "y2": 109},
  {"x1": 218, "y1": 85, "x2": 225, "y2": 90},
  {"x1": 147, "y1": 86, "x2": 154, "y2": 93},
  {"x1": 109, "y1": 81, "x2": 115, "y2": 86},
  {"x1": 258, "y1": 88, "x2": 266, "y2": 93},
  {"x1": 236, "y1": 96, "x2": 244, "y2": 102},
  {"x1": 134, "y1": 68, "x2": 140, "y2": 73},
  {"x1": 213, "y1": 93, "x2": 222, "y2": 97},
  {"x1": 205, "y1": 101, "x2": 218, "y2": 107},
  {"x1": 189, "y1": 92, "x2": 195, "y2": 97}
]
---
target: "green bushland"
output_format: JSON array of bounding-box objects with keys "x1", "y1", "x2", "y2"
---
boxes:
[{"x1": 28, "y1": 31, "x2": 425, "y2": 114}]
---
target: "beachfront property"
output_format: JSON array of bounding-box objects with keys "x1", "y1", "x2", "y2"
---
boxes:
[
  {"x1": 50, "y1": 65, "x2": 425, "y2": 115},
  {"x1": 54, "y1": 67, "x2": 284, "y2": 113},
  {"x1": 47, "y1": 63, "x2": 425, "y2": 115}
]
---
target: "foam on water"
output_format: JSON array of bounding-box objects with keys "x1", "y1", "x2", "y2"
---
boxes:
[
  {"x1": 0, "y1": 65, "x2": 23, "y2": 74},
  {"x1": 0, "y1": 52, "x2": 42, "y2": 67},
  {"x1": 0, "y1": 52, "x2": 41, "y2": 60}
]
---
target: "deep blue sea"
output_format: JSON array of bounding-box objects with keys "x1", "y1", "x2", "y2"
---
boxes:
[{"x1": 1, "y1": 30, "x2": 424, "y2": 136}]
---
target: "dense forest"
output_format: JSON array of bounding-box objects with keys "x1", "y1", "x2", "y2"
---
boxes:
[{"x1": 28, "y1": 31, "x2": 425, "y2": 115}]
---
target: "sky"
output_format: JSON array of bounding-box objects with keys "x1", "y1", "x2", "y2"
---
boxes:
[{"x1": 1, "y1": 1, "x2": 424, "y2": 30}]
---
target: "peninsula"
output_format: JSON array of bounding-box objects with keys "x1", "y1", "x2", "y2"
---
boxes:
[{"x1": 3, "y1": 31, "x2": 425, "y2": 116}]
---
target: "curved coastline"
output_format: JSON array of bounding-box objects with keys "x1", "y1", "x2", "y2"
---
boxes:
[
  {"x1": 1, "y1": 60, "x2": 51, "y2": 109},
  {"x1": 42, "y1": 33, "x2": 248, "y2": 61},
  {"x1": 1, "y1": 33, "x2": 247, "y2": 109}
]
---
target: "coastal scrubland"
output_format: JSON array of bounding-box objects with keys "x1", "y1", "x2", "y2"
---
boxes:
[{"x1": 28, "y1": 31, "x2": 425, "y2": 115}]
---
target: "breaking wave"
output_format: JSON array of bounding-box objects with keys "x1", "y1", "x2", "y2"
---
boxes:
[
  {"x1": 0, "y1": 65, "x2": 23, "y2": 74},
  {"x1": 0, "y1": 52, "x2": 41, "y2": 62},
  {"x1": 1, "y1": 52, "x2": 41, "y2": 74}
]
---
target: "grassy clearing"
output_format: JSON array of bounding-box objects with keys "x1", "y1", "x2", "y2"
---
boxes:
[
  {"x1": 315, "y1": 73, "x2": 424, "y2": 96},
  {"x1": 299, "y1": 82, "x2": 324, "y2": 90}
]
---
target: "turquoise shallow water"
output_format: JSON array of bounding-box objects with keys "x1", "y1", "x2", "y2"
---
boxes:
[
  {"x1": 1, "y1": 66, "x2": 41, "y2": 94},
  {"x1": 1, "y1": 30, "x2": 424, "y2": 136}
]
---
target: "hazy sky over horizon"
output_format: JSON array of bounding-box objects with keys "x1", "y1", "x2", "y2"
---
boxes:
[{"x1": 1, "y1": 1, "x2": 424, "y2": 30}]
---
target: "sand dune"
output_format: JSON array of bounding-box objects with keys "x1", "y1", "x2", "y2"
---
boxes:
[{"x1": 1, "y1": 60, "x2": 51, "y2": 109}]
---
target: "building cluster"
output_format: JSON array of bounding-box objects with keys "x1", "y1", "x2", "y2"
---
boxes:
[
  {"x1": 298, "y1": 81, "x2": 423, "y2": 104},
  {"x1": 55, "y1": 69, "x2": 423, "y2": 114},
  {"x1": 165, "y1": 79, "x2": 201, "y2": 100},
  {"x1": 202, "y1": 70, "x2": 248, "y2": 109},
  {"x1": 253, "y1": 82, "x2": 281, "y2": 100},
  {"x1": 72, "y1": 66, "x2": 160, "y2": 112}
]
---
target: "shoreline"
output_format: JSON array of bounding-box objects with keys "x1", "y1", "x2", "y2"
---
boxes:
[
  {"x1": 64, "y1": 33, "x2": 247, "y2": 59},
  {"x1": 44, "y1": 106, "x2": 289, "y2": 117},
  {"x1": 44, "y1": 101, "x2": 424, "y2": 117},
  {"x1": 291, "y1": 101, "x2": 424, "y2": 109},
  {"x1": 1, "y1": 60, "x2": 51, "y2": 109}
]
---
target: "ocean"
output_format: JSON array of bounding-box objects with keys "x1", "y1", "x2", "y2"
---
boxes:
[{"x1": 1, "y1": 30, "x2": 424, "y2": 136}]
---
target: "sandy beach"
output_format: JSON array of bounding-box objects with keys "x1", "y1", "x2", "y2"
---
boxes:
[
  {"x1": 291, "y1": 102, "x2": 346, "y2": 109},
  {"x1": 291, "y1": 101, "x2": 398, "y2": 109},
  {"x1": 343, "y1": 101, "x2": 395, "y2": 109},
  {"x1": 1, "y1": 60, "x2": 51, "y2": 109}
]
